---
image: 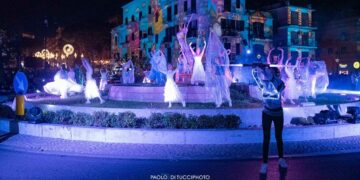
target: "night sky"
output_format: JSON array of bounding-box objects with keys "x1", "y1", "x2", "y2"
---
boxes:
[{"x1": 1, "y1": 0, "x2": 360, "y2": 45}]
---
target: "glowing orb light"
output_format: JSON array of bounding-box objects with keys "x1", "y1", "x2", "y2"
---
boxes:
[
  {"x1": 354, "y1": 61, "x2": 360, "y2": 69},
  {"x1": 63, "y1": 44, "x2": 75, "y2": 57},
  {"x1": 246, "y1": 49, "x2": 252, "y2": 54}
]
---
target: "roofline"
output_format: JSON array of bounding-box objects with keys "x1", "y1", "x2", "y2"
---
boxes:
[{"x1": 122, "y1": 1, "x2": 135, "y2": 9}]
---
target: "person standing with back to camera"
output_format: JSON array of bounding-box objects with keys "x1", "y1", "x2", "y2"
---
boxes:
[{"x1": 252, "y1": 65, "x2": 288, "y2": 175}]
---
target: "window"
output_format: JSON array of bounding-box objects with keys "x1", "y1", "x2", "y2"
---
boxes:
[
  {"x1": 236, "y1": 43, "x2": 241, "y2": 55},
  {"x1": 139, "y1": 31, "x2": 142, "y2": 39},
  {"x1": 148, "y1": 6, "x2": 152, "y2": 14},
  {"x1": 302, "y1": 13, "x2": 309, "y2": 26},
  {"x1": 184, "y1": 1, "x2": 188, "y2": 12},
  {"x1": 291, "y1": 51, "x2": 299, "y2": 59},
  {"x1": 191, "y1": 0, "x2": 196, "y2": 13},
  {"x1": 224, "y1": 0, "x2": 231, "y2": 12},
  {"x1": 224, "y1": 43, "x2": 231, "y2": 50},
  {"x1": 114, "y1": 36, "x2": 118, "y2": 46},
  {"x1": 167, "y1": 6, "x2": 172, "y2": 21},
  {"x1": 148, "y1": 27, "x2": 153, "y2": 35},
  {"x1": 236, "y1": 20, "x2": 244, "y2": 31},
  {"x1": 302, "y1": 32, "x2": 309, "y2": 46},
  {"x1": 155, "y1": 35, "x2": 158, "y2": 43},
  {"x1": 165, "y1": 28, "x2": 170, "y2": 42},
  {"x1": 236, "y1": 0, "x2": 241, "y2": 9},
  {"x1": 174, "y1": 4, "x2": 178, "y2": 15},
  {"x1": 167, "y1": 47, "x2": 172, "y2": 63},
  {"x1": 291, "y1": 31, "x2": 299, "y2": 45},
  {"x1": 291, "y1": 11, "x2": 299, "y2": 25},
  {"x1": 221, "y1": 19, "x2": 227, "y2": 29},
  {"x1": 230, "y1": 20, "x2": 236, "y2": 29},
  {"x1": 125, "y1": 18, "x2": 128, "y2": 25},
  {"x1": 139, "y1": 12, "x2": 142, "y2": 20},
  {"x1": 155, "y1": 12, "x2": 160, "y2": 22},
  {"x1": 253, "y1": 22, "x2": 264, "y2": 39},
  {"x1": 131, "y1": 15, "x2": 135, "y2": 22},
  {"x1": 301, "y1": 51, "x2": 309, "y2": 58},
  {"x1": 188, "y1": 20, "x2": 198, "y2": 37}
]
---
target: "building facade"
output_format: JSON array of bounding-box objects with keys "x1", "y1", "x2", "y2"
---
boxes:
[
  {"x1": 111, "y1": 0, "x2": 274, "y2": 65},
  {"x1": 318, "y1": 17, "x2": 360, "y2": 74},
  {"x1": 268, "y1": 1, "x2": 317, "y2": 61}
]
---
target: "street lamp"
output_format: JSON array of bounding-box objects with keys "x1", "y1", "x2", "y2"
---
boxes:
[{"x1": 335, "y1": 58, "x2": 340, "y2": 74}]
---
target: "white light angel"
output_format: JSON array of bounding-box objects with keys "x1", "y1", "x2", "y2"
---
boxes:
[
  {"x1": 99, "y1": 68, "x2": 109, "y2": 91},
  {"x1": 189, "y1": 40, "x2": 207, "y2": 85},
  {"x1": 267, "y1": 47, "x2": 284, "y2": 66},
  {"x1": 81, "y1": 58, "x2": 104, "y2": 104},
  {"x1": 205, "y1": 24, "x2": 233, "y2": 108},
  {"x1": 43, "y1": 64, "x2": 83, "y2": 99},
  {"x1": 308, "y1": 60, "x2": 329, "y2": 98},
  {"x1": 284, "y1": 57, "x2": 301, "y2": 104},
  {"x1": 160, "y1": 64, "x2": 186, "y2": 108},
  {"x1": 122, "y1": 59, "x2": 135, "y2": 84}
]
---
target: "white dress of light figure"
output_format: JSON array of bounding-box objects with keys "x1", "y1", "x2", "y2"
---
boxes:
[
  {"x1": 43, "y1": 64, "x2": 83, "y2": 99},
  {"x1": 156, "y1": 48, "x2": 168, "y2": 75},
  {"x1": 297, "y1": 57, "x2": 312, "y2": 101},
  {"x1": 176, "y1": 17, "x2": 195, "y2": 76},
  {"x1": 81, "y1": 58, "x2": 104, "y2": 104},
  {"x1": 99, "y1": 68, "x2": 109, "y2": 91},
  {"x1": 160, "y1": 64, "x2": 186, "y2": 108},
  {"x1": 205, "y1": 24, "x2": 233, "y2": 108},
  {"x1": 308, "y1": 59, "x2": 329, "y2": 98},
  {"x1": 190, "y1": 40, "x2": 207, "y2": 85},
  {"x1": 175, "y1": 53, "x2": 191, "y2": 83},
  {"x1": 284, "y1": 57, "x2": 301, "y2": 104},
  {"x1": 68, "y1": 67, "x2": 76, "y2": 83},
  {"x1": 122, "y1": 59, "x2": 135, "y2": 84},
  {"x1": 213, "y1": 56, "x2": 232, "y2": 108}
]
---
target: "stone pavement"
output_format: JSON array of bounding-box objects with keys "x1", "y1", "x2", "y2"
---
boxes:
[{"x1": 1, "y1": 134, "x2": 360, "y2": 160}]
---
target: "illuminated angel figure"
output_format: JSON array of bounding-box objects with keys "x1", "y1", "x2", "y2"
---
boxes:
[
  {"x1": 122, "y1": 59, "x2": 135, "y2": 84},
  {"x1": 82, "y1": 58, "x2": 104, "y2": 104},
  {"x1": 99, "y1": 68, "x2": 109, "y2": 91},
  {"x1": 205, "y1": 24, "x2": 233, "y2": 107},
  {"x1": 213, "y1": 56, "x2": 232, "y2": 107},
  {"x1": 160, "y1": 64, "x2": 186, "y2": 108},
  {"x1": 43, "y1": 64, "x2": 83, "y2": 99},
  {"x1": 284, "y1": 57, "x2": 301, "y2": 104},
  {"x1": 176, "y1": 15, "x2": 195, "y2": 77},
  {"x1": 267, "y1": 47, "x2": 284, "y2": 69},
  {"x1": 189, "y1": 39, "x2": 207, "y2": 85},
  {"x1": 308, "y1": 60, "x2": 329, "y2": 98},
  {"x1": 147, "y1": 44, "x2": 166, "y2": 85},
  {"x1": 297, "y1": 57, "x2": 311, "y2": 101}
]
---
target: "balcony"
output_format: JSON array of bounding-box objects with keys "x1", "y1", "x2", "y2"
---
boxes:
[{"x1": 290, "y1": 40, "x2": 316, "y2": 48}]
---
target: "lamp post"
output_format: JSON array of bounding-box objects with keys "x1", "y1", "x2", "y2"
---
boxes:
[
  {"x1": 43, "y1": 18, "x2": 48, "y2": 69},
  {"x1": 335, "y1": 58, "x2": 340, "y2": 75}
]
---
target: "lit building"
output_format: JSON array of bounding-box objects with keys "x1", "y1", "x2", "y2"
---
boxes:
[
  {"x1": 318, "y1": 17, "x2": 360, "y2": 74},
  {"x1": 267, "y1": 1, "x2": 317, "y2": 60},
  {"x1": 111, "y1": 0, "x2": 273, "y2": 65}
]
